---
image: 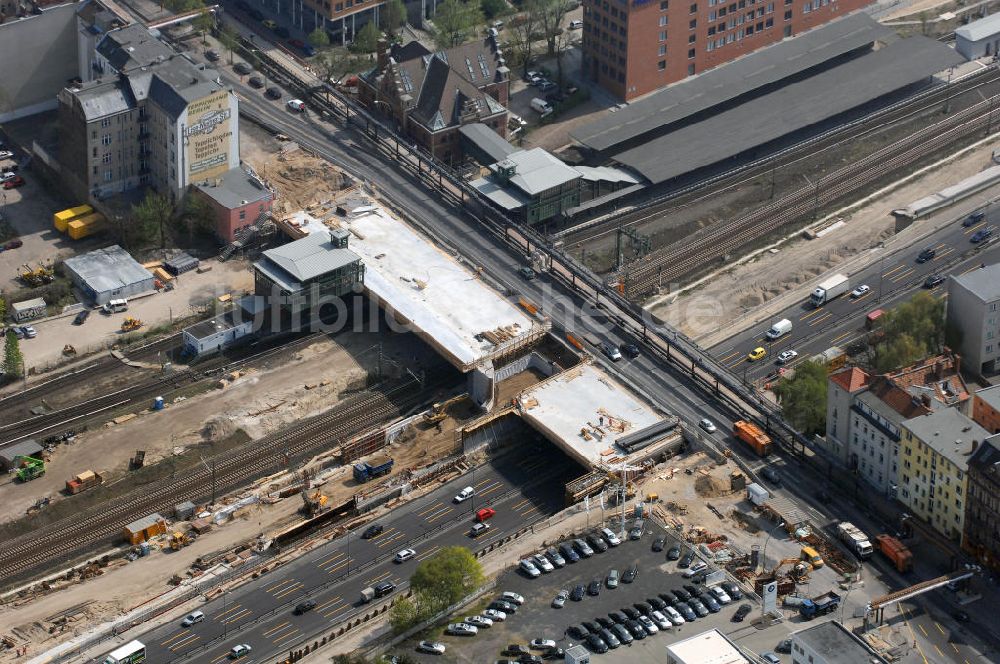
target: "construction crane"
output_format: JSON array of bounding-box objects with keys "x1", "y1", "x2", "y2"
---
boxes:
[{"x1": 15, "y1": 456, "x2": 45, "y2": 482}]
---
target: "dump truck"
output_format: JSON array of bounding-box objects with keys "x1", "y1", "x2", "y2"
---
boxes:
[
  {"x1": 15, "y1": 456, "x2": 45, "y2": 482},
  {"x1": 875, "y1": 534, "x2": 913, "y2": 573},
  {"x1": 837, "y1": 521, "x2": 873, "y2": 559},
  {"x1": 799, "y1": 590, "x2": 841, "y2": 619},
  {"x1": 353, "y1": 456, "x2": 393, "y2": 483},
  {"x1": 66, "y1": 469, "x2": 105, "y2": 494},
  {"x1": 809, "y1": 273, "x2": 850, "y2": 307},
  {"x1": 733, "y1": 420, "x2": 772, "y2": 457}
]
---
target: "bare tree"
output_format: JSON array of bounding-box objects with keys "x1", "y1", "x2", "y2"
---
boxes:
[
  {"x1": 507, "y1": 4, "x2": 539, "y2": 76},
  {"x1": 537, "y1": 0, "x2": 569, "y2": 56}
]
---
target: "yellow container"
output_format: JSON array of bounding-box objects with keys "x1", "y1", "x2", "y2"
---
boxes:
[
  {"x1": 67, "y1": 213, "x2": 106, "y2": 240},
  {"x1": 53, "y1": 205, "x2": 93, "y2": 233}
]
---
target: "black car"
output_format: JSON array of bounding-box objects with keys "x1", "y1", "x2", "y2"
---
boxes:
[
  {"x1": 542, "y1": 648, "x2": 565, "y2": 660},
  {"x1": 666, "y1": 544, "x2": 681, "y2": 560},
  {"x1": 73, "y1": 310, "x2": 90, "y2": 325},
  {"x1": 519, "y1": 654, "x2": 542, "y2": 664},
  {"x1": 775, "y1": 638, "x2": 793, "y2": 654},
  {"x1": 233, "y1": 61, "x2": 253, "y2": 75},
  {"x1": 676, "y1": 602, "x2": 697, "y2": 621},
  {"x1": 587, "y1": 579, "x2": 602, "y2": 596},
  {"x1": 361, "y1": 523, "x2": 383, "y2": 539},
  {"x1": 916, "y1": 247, "x2": 937, "y2": 263},
  {"x1": 732, "y1": 603, "x2": 752, "y2": 622},
  {"x1": 595, "y1": 616, "x2": 615, "y2": 629},
  {"x1": 570, "y1": 584, "x2": 586, "y2": 601},
  {"x1": 633, "y1": 602, "x2": 653, "y2": 616},
  {"x1": 373, "y1": 581, "x2": 395, "y2": 597},
  {"x1": 265, "y1": 86, "x2": 282, "y2": 100},
  {"x1": 652, "y1": 536, "x2": 666, "y2": 552},
  {"x1": 559, "y1": 542, "x2": 580, "y2": 563},
  {"x1": 622, "y1": 564, "x2": 638, "y2": 583},
  {"x1": 924, "y1": 274, "x2": 945, "y2": 288},
  {"x1": 761, "y1": 466, "x2": 781, "y2": 486},
  {"x1": 248, "y1": 75, "x2": 265, "y2": 88},
  {"x1": 964, "y1": 211, "x2": 985, "y2": 226},
  {"x1": 971, "y1": 226, "x2": 995, "y2": 243},
  {"x1": 598, "y1": 628, "x2": 621, "y2": 649},
  {"x1": 659, "y1": 591, "x2": 679, "y2": 605},
  {"x1": 293, "y1": 600, "x2": 316, "y2": 614},
  {"x1": 608, "y1": 611, "x2": 628, "y2": 624},
  {"x1": 688, "y1": 598, "x2": 709, "y2": 617},
  {"x1": 489, "y1": 600, "x2": 517, "y2": 613},
  {"x1": 586, "y1": 533, "x2": 609, "y2": 553},
  {"x1": 611, "y1": 623, "x2": 633, "y2": 644},
  {"x1": 504, "y1": 645, "x2": 529, "y2": 656},
  {"x1": 624, "y1": 620, "x2": 646, "y2": 639},
  {"x1": 647, "y1": 597, "x2": 667, "y2": 611},
  {"x1": 721, "y1": 581, "x2": 743, "y2": 600},
  {"x1": 683, "y1": 584, "x2": 699, "y2": 596},
  {"x1": 690, "y1": 571, "x2": 708, "y2": 584},
  {"x1": 699, "y1": 593, "x2": 721, "y2": 613},
  {"x1": 567, "y1": 625, "x2": 590, "y2": 640},
  {"x1": 584, "y1": 634, "x2": 608, "y2": 654},
  {"x1": 678, "y1": 551, "x2": 694, "y2": 568},
  {"x1": 620, "y1": 343, "x2": 640, "y2": 358},
  {"x1": 622, "y1": 607, "x2": 640, "y2": 620},
  {"x1": 673, "y1": 587, "x2": 691, "y2": 601},
  {"x1": 581, "y1": 621, "x2": 600, "y2": 635}
]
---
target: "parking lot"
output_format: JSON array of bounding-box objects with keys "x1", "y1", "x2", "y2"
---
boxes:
[{"x1": 399, "y1": 521, "x2": 778, "y2": 663}]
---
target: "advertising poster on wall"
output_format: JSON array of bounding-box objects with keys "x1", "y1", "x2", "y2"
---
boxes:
[{"x1": 184, "y1": 89, "x2": 233, "y2": 180}]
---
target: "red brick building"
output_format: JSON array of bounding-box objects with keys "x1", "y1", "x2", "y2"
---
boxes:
[
  {"x1": 192, "y1": 166, "x2": 274, "y2": 243},
  {"x1": 582, "y1": 0, "x2": 873, "y2": 100},
  {"x1": 971, "y1": 385, "x2": 1000, "y2": 435},
  {"x1": 358, "y1": 38, "x2": 510, "y2": 165}
]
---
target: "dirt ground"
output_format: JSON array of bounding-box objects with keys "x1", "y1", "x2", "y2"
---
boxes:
[
  {"x1": 0, "y1": 331, "x2": 430, "y2": 526},
  {"x1": 650, "y1": 139, "x2": 1000, "y2": 342}
]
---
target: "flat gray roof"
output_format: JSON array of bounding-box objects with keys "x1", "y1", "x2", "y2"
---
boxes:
[
  {"x1": 902, "y1": 407, "x2": 991, "y2": 472},
  {"x1": 612, "y1": 37, "x2": 963, "y2": 184},
  {"x1": 951, "y1": 262, "x2": 1000, "y2": 302},
  {"x1": 571, "y1": 13, "x2": 890, "y2": 153},
  {"x1": 469, "y1": 176, "x2": 532, "y2": 210},
  {"x1": 256, "y1": 231, "x2": 360, "y2": 291},
  {"x1": 195, "y1": 167, "x2": 272, "y2": 210},
  {"x1": 975, "y1": 385, "x2": 1000, "y2": 417},
  {"x1": 793, "y1": 621, "x2": 889, "y2": 664},
  {"x1": 185, "y1": 310, "x2": 242, "y2": 340},
  {"x1": 493, "y1": 148, "x2": 580, "y2": 196},
  {"x1": 956, "y1": 12, "x2": 1000, "y2": 42},
  {"x1": 64, "y1": 245, "x2": 155, "y2": 294},
  {"x1": 460, "y1": 122, "x2": 516, "y2": 162}
]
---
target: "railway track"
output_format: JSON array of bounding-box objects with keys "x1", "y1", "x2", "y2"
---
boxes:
[
  {"x1": 561, "y1": 65, "x2": 1000, "y2": 247},
  {"x1": 623, "y1": 91, "x2": 1000, "y2": 296},
  {"x1": 0, "y1": 369, "x2": 454, "y2": 586}
]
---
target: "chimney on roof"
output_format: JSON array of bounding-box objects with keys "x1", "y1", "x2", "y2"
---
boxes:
[
  {"x1": 966, "y1": 439, "x2": 980, "y2": 456},
  {"x1": 935, "y1": 360, "x2": 945, "y2": 379}
]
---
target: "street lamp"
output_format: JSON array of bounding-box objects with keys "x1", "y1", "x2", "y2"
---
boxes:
[{"x1": 760, "y1": 521, "x2": 785, "y2": 572}]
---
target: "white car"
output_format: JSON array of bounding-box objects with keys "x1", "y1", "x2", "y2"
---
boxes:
[
  {"x1": 683, "y1": 561, "x2": 708, "y2": 577},
  {"x1": 638, "y1": 614, "x2": 659, "y2": 634},
  {"x1": 663, "y1": 605, "x2": 685, "y2": 625},
  {"x1": 286, "y1": 98, "x2": 306, "y2": 112},
  {"x1": 600, "y1": 527, "x2": 622, "y2": 546},
  {"x1": 229, "y1": 644, "x2": 252, "y2": 659},
  {"x1": 519, "y1": 559, "x2": 541, "y2": 578},
  {"x1": 552, "y1": 589, "x2": 569, "y2": 608},
  {"x1": 0, "y1": 150, "x2": 13, "y2": 160},
  {"x1": 21, "y1": 326, "x2": 37, "y2": 339},
  {"x1": 649, "y1": 610, "x2": 671, "y2": 630},
  {"x1": 483, "y1": 608, "x2": 507, "y2": 621},
  {"x1": 698, "y1": 418, "x2": 717, "y2": 433},
  {"x1": 181, "y1": 610, "x2": 205, "y2": 626},
  {"x1": 394, "y1": 548, "x2": 416, "y2": 563},
  {"x1": 417, "y1": 641, "x2": 446, "y2": 654},
  {"x1": 532, "y1": 553, "x2": 554, "y2": 573},
  {"x1": 710, "y1": 586, "x2": 732, "y2": 604},
  {"x1": 446, "y1": 622, "x2": 478, "y2": 636},
  {"x1": 465, "y1": 615, "x2": 493, "y2": 628},
  {"x1": 0, "y1": 172, "x2": 15, "y2": 183},
  {"x1": 530, "y1": 639, "x2": 557, "y2": 649},
  {"x1": 850, "y1": 284, "x2": 871, "y2": 298},
  {"x1": 501, "y1": 591, "x2": 525, "y2": 605},
  {"x1": 776, "y1": 350, "x2": 798, "y2": 365},
  {"x1": 454, "y1": 486, "x2": 474, "y2": 502}
]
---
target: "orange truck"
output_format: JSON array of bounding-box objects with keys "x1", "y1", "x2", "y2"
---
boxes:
[
  {"x1": 733, "y1": 420, "x2": 772, "y2": 457},
  {"x1": 875, "y1": 534, "x2": 913, "y2": 573}
]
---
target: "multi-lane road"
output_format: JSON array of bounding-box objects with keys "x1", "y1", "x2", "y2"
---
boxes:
[
  {"x1": 711, "y1": 209, "x2": 1000, "y2": 381},
  {"x1": 132, "y1": 449, "x2": 579, "y2": 662}
]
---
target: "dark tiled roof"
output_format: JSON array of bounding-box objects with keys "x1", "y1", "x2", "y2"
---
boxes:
[{"x1": 408, "y1": 53, "x2": 505, "y2": 133}]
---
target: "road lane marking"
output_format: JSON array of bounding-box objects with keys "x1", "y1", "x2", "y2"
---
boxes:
[
  {"x1": 799, "y1": 308, "x2": 823, "y2": 321},
  {"x1": 169, "y1": 634, "x2": 200, "y2": 651},
  {"x1": 809, "y1": 313, "x2": 833, "y2": 327},
  {"x1": 964, "y1": 222, "x2": 985, "y2": 234},
  {"x1": 935, "y1": 622, "x2": 945, "y2": 635},
  {"x1": 417, "y1": 545, "x2": 442, "y2": 561},
  {"x1": 263, "y1": 621, "x2": 292, "y2": 637},
  {"x1": 273, "y1": 582, "x2": 305, "y2": 599},
  {"x1": 934, "y1": 645, "x2": 944, "y2": 657},
  {"x1": 918, "y1": 623, "x2": 928, "y2": 637},
  {"x1": 211, "y1": 654, "x2": 230, "y2": 664},
  {"x1": 221, "y1": 608, "x2": 253, "y2": 624},
  {"x1": 215, "y1": 603, "x2": 243, "y2": 619},
  {"x1": 376, "y1": 531, "x2": 407, "y2": 548},
  {"x1": 718, "y1": 350, "x2": 740, "y2": 363},
  {"x1": 416, "y1": 503, "x2": 444, "y2": 516},
  {"x1": 511, "y1": 498, "x2": 531, "y2": 510},
  {"x1": 935, "y1": 248, "x2": 954, "y2": 260},
  {"x1": 367, "y1": 570, "x2": 392, "y2": 584},
  {"x1": 425, "y1": 506, "x2": 455, "y2": 522},
  {"x1": 323, "y1": 602, "x2": 350, "y2": 619},
  {"x1": 882, "y1": 264, "x2": 907, "y2": 277},
  {"x1": 161, "y1": 632, "x2": 191, "y2": 646},
  {"x1": 900, "y1": 606, "x2": 930, "y2": 664},
  {"x1": 831, "y1": 331, "x2": 852, "y2": 344},
  {"x1": 317, "y1": 551, "x2": 348, "y2": 566},
  {"x1": 270, "y1": 625, "x2": 300, "y2": 644},
  {"x1": 852, "y1": 291, "x2": 871, "y2": 304},
  {"x1": 266, "y1": 578, "x2": 298, "y2": 592},
  {"x1": 891, "y1": 268, "x2": 915, "y2": 283},
  {"x1": 951, "y1": 643, "x2": 959, "y2": 653},
  {"x1": 315, "y1": 595, "x2": 343, "y2": 611},
  {"x1": 322, "y1": 558, "x2": 351, "y2": 574}
]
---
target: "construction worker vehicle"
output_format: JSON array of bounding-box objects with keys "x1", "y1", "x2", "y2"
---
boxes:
[
  {"x1": 422, "y1": 395, "x2": 466, "y2": 425},
  {"x1": 15, "y1": 456, "x2": 45, "y2": 482},
  {"x1": 19, "y1": 263, "x2": 54, "y2": 287},
  {"x1": 121, "y1": 317, "x2": 143, "y2": 332},
  {"x1": 169, "y1": 531, "x2": 192, "y2": 550}
]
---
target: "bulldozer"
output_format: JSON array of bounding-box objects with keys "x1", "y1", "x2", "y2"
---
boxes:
[
  {"x1": 422, "y1": 395, "x2": 466, "y2": 426},
  {"x1": 169, "y1": 531, "x2": 192, "y2": 550},
  {"x1": 121, "y1": 317, "x2": 143, "y2": 332}
]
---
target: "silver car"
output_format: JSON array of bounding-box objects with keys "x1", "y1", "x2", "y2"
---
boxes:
[{"x1": 552, "y1": 589, "x2": 569, "y2": 608}]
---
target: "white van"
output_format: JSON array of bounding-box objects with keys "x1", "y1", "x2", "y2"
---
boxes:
[
  {"x1": 530, "y1": 97, "x2": 553, "y2": 115},
  {"x1": 286, "y1": 99, "x2": 306, "y2": 112},
  {"x1": 102, "y1": 298, "x2": 128, "y2": 314},
  {"x1": 765, "y1": 318, "x2": 792, "y2": 340},
  {"x1": 569, "y1": 19, "x2": 583, "y2": 29}
]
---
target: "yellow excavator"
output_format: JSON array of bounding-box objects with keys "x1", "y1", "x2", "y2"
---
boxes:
[
  {"x1": 422, "y1": 395, "x2": 466, "y2": 425},
  {"x1": 169, "y1": 531, "x2": 192, "y2": 550},
  {"x1": 121, "y1": 317, "x2": 143, "y2": 332}
]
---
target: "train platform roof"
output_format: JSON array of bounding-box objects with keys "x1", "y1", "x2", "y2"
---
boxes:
[
  {"x1": 313, "y1": 204, "x2": 540, "y2": 372},
  {"x1": 611, "y1": 36, "x2": 964, "y2": 185},
  {"x1": 515, "y1": 363, "x2": 674, "y2": 469},
  {"x1": 571, "y1": 13, "x2": 890, "y2": 153}
]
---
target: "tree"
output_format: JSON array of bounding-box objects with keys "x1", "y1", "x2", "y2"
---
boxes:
[
  {"x1": 181, "y1": 192, "x2": 216, "y2": 239},
  {"x1": 432, "y1": 0, "x2": 483, "y2": 49},
  {"x1": 316, "y1": 47, "x2": 363, "y2": 83},
  {"x1": 868, "y1": 291, "x2": 946, "y2": 372},
  {"x1": 772, "y1": 360, "x2": 827, "y2": 436},
  {"x1": 351, "y1": 21, "x2": 382, "y2": 53},
  {"x1": 308, "y1": 27, "x2": 330, "y2": 49},
  {"x1": 130, "y1": 190, "x2": 174, "y2": 250},
  {"x1": 380, "y1": 0, "x2": 408, "y2": 36},
  {"x1": 389, "y1": 595, "x2": 422, "y2": 632},
  {"x1": 3, "y1": 330, "x2": 23, "y2": 378},
  {"x1": 480, "y1": 0, "x2": 507, "y2": 19},
  {"x1": 507, "y1": 8, "x2": 538, "y2": 76},
  {"x1": 218, "y1": 25, "x2": 240, "y2": 64},
  {"x1": 536, "y1": 0, "x2": 569, "y2": 56},
  {"x1": 410, "y1": 546, "x2": 484, "y2": 614}
]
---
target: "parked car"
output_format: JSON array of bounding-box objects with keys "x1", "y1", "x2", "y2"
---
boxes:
[
  {"x1": 3, "y1": 175, "x2": 25, "y2": 189},
  {"x1": 637, "y1": 615, "x2": 658, "y2": 634},
  {"x1": 684, "y1": 561, "x2": 708, "y2": 577},
  {"x1": 205, "y1": 48, "x2": 221, "y2": 61},
  {"x1": 622, "y1": 607, "x2": 640, "y2": 620},
  {"x1": 552, "y1": 589, "x2": 568, "y2": 608},
  {"x1": 775, "y1": 639, "x2": 793, "y2": 654},
  {"x1": 542, "y1": 647, "x2": 565, "y2": 660},
  {"x1": 483, "y1": 609, "x2": 507, "y2": 621},
  {"x1": 624, "y1": 620, "x2": 646, "y2": 639},
  {"x1": 732, "y1": 603, "x2": 752, "y2": 622},
  {"x1": 417, "y1": 641, "x2": 446, "y2": 654},
  {"x1": 676, "y1": 602, "x2": 697, "y2": 621},
  {"x1": 761, "y1": 652, "x2": 781, "y2": 664},
  {"x1": 532, "y1": 553, "x2": 554, "y2": 572},
  {"x1": 587, "y1": 578, "x2": 602, "y2": 596},
  {"x1": 649, "y1": 610, "x2": 671, "y2": 630},
  {"x1": 652, "y1": 536, "x2": 666, "y2": 552},
  {"x1": 465, "y1": 615, "x2": 493, "y2": 628},
  {"x1": 567, "y1": 625, "x2": 590, "y2": 640},
  {"x1": 501, "y1": 591, "x2": 524, "y2": 605},
  {"x1": 573, "y1": 538, "x2": 594, "y2": 557},
  {"x1": 586, "y1": 533, "x2": 608, "y2": 553},
  {"x1": 446, "y1": 623, "x2": 477, "y2": 636},
  {"x1": 233, "y1": 61, "x2": 253, "y2": 75},
  {"x1": 606, "y1": 569, "x2": 620, "y2": 589},
  {"x1": 598, "y1": 627, "x2": 620, "y2": 648},
  {"x1": 546, "y1": 547, "x2": 566, "y2": 567},
  {"x1": 721, "y1": 581, "x2": 743, "y2": 600},
  {"x1": 21, "y1": 326, "x2": 36, "y2": 339},
  {"x1": 361, "y1": 523, "x2": 383, "y2": 539},
  {"x1": 687, "y1": 598, "x2": 709, "y2": 617},
  {"x1": 628, "y1": 519, "x2": 644, "y2": 540},
  {"x1": 667, "y1": 544, "x2": 682, "y2": 560},
  {"x1": 699, "y1": 593, "x2": 721, "y2": 613},
  {"x1": 0, "y1": 172, "x2": 17, "y2": 183},
  {"x1": 73, "y1": 310, "x2": 91, "y2": 325},
  {"x1": 530, "y1": 639, "x2": 556, "y2": 650},
  {"x1": 659, "y1": 590, "x2": 679, "y2": 605},
  {"x1": 584, "y1": 633, "x2": 608, "y2": 653},
  {"x1": 608, "y1": 610, "x2": 628, "y2": 624},
  {"x1": 520, "y1": 559, "x2": 541, "y2": 577},
  {"x1": 600, "y1": 527, "x2": 622, "y2": 546},
  {"x1": 647, "y1": 597, "x2": 667, "y2": 611},
  {"x1": 663, "y1": 606, "x2": 685, "y2": 625},
  {"x1": 622, "y1": 564, "x2": 638, "y2": 583},
  {"x1": 710, "y1": 586, "x2": 732, "y2": 604},
  {"x1": 570, "y1": 584, "x2": 586, "y2": 601},
  {"x1": 559, "y1": 542, "x2": 580, "y2": 563}
]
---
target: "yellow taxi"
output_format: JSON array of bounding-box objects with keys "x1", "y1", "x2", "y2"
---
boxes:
[
  {"x1": 747, "y1": 347, "x2": 767, "y2": 362},
  {"x1": 261, "y1": 18, "x2": 278, "y2": 29}
]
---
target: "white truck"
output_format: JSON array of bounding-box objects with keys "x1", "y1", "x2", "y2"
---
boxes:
[
  {"x1": 531, "y1": 97, "x2": 553, "y2": 115},
  {"x1": 765, "y1": 318, "x2": 792, "y2": 340},
  {"x1": 810, "y1": 274, "x2": 850, "y2": 307},
  {"x1": 836, "y1": 521, "x2": 873, "y2": 559}
]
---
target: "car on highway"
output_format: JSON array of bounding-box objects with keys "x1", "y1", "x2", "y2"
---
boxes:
[
  {"x1": 181, "y1": 610, "x2": 205, "y2": 626},
  {"x1": 607, "y1": 569, "x2": 620, "y2": 588},
  {"x1": 747, "y1": 347, "x2": 767, "y2": 361},
  {"x1": 924, "y1": 274, "x2": 945, "y2": 288},
  {"x1": 600, "y1": 340, "x2": 623, "y2": 361},
  {"x1": 361, "y1": 523, "x2": 383, "y2": 539},
  {"x1": 916, "y1": 246, "x2": 937, "y2": 263},
  {"x1": 454, "y1": 486, "x2": 474, "y2": 502},
  {"x1": 476, "y1": 507, "x2": 496, "y2": 522},
  {"x1": 761, "y1": 466, "x2": 782, "y2": 485},
  {"x1": 519, "y1": 559, "x2": 541, "y2": 577},
  {"x1": 667, "y1": 544, "x2": 682, "y2": 560},
  {"x1": 552, "y1": 589, "x2": 569, "y2": 607},
  {"x1": 570, "y1": 584, "x2": 586, "y2": 601},
  {"x1": 545, "y1": 547, "x2": 565, "y2": 567},
  {"x1": 559, "y1": 542, "x2": 580, "y2": 563},
  {"x1": 248, "y1": 75, "x2": 264, "y2": 88},
  {"x1": 446, "y1": 622, "x2": 478, "y2": 636},
  {"x1": 293, "y1": 599, "x2": 316, "y2": 614},
  {"x1": 229, "y1": 644, "x2": 252, "y2": 659},
  {"x1": 417, "y1": 641, "x2": 446, "y2": 654},
  {"x1": 530, "y1": 638, "x2": 557, "y2": 650},
  {"x1": 620, "y1": 343, "x2": 640, "y2": 358},
  {"x1": 732, "y1": 603, "x2": 752, "y2": 622},
  {"x1": 588, "y1": 578, "x2": 602, "y2": 596},
  {"x1": 73, "y1": 310, "x2": 90, "y2": 325},
  {"x1": 963, "y1": 211, "x2": 985, "y2": 226},
  {"x1": 776, "y1": 350, "x2": 798, "y2": 365},
  {"x1": 850, "y1": 284, "x2": 870, "y2": 298},
  {"x1": 470, "y1": 522, "x2": 490, "y2": 537},
  {"x1": 601, "y1": 527, "x2": 622, "y2": 546},
  {"x1": 3, "y1": 175, "x2": 24, "y2": 189},
  {"x1": 465, "y1": 615, "x2": 493, "y2": 628},
  {"x1": 518, "y1": 266, "x2": 536, "y2": 280},
  {"x1": 374, "y1": 581, "x2": 396, "y2": 598},
  {"x1": 532, "y1": 553, "x2": 554, "y2": 572},
  {"x1": 971, "y1": 226, "x2": 995, "y2": 243},
  {"x1": 698, "y1": 418, "x2": 717, "y2": 433},
  {"x1": 483, "y1": 608, "x2": 507, "y2": 621},
  {"x1": 394, "y1": 548, "x2": 416, "y2": 563},
  {"x1": 287, "y1": 98, "x2": 306, "y2": 112},
  {"x1": 622, "y1": 564, "x2": 638, "y2": 583},
  {"x1": 233, "y1": 61, "x2": 253, "y2": 75},
  {"x1": 761, "y1": 652, "x2": 781, "y2": 664},
  {"x1": 265, "y1": 86, "x2": 283, "y2": 99}
]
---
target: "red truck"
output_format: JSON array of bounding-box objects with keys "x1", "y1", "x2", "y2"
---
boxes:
[
  {"x1": 733, "y1": 420, "x2": 772, "y2": 457},
  {"x1": 875, "y1": 534, "x2": 913, "y2": 573}
]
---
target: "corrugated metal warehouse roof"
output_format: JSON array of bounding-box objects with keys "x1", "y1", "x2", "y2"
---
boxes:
[
  {"x1": 258, "y1": 231, "x2": 361, "y2": 288},
  {"x1": 63, "y1": 245, "x2": 155, "y2": 296},
  {"x1": 570, "y1": 13, "x2": 890, "y2": 153},
  {"x1": 612, "y1": 37, "x2": 963, "y2": 185},
  {"x1": 955, "y1": 12, "x2": 1000, "y2": 42}
]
